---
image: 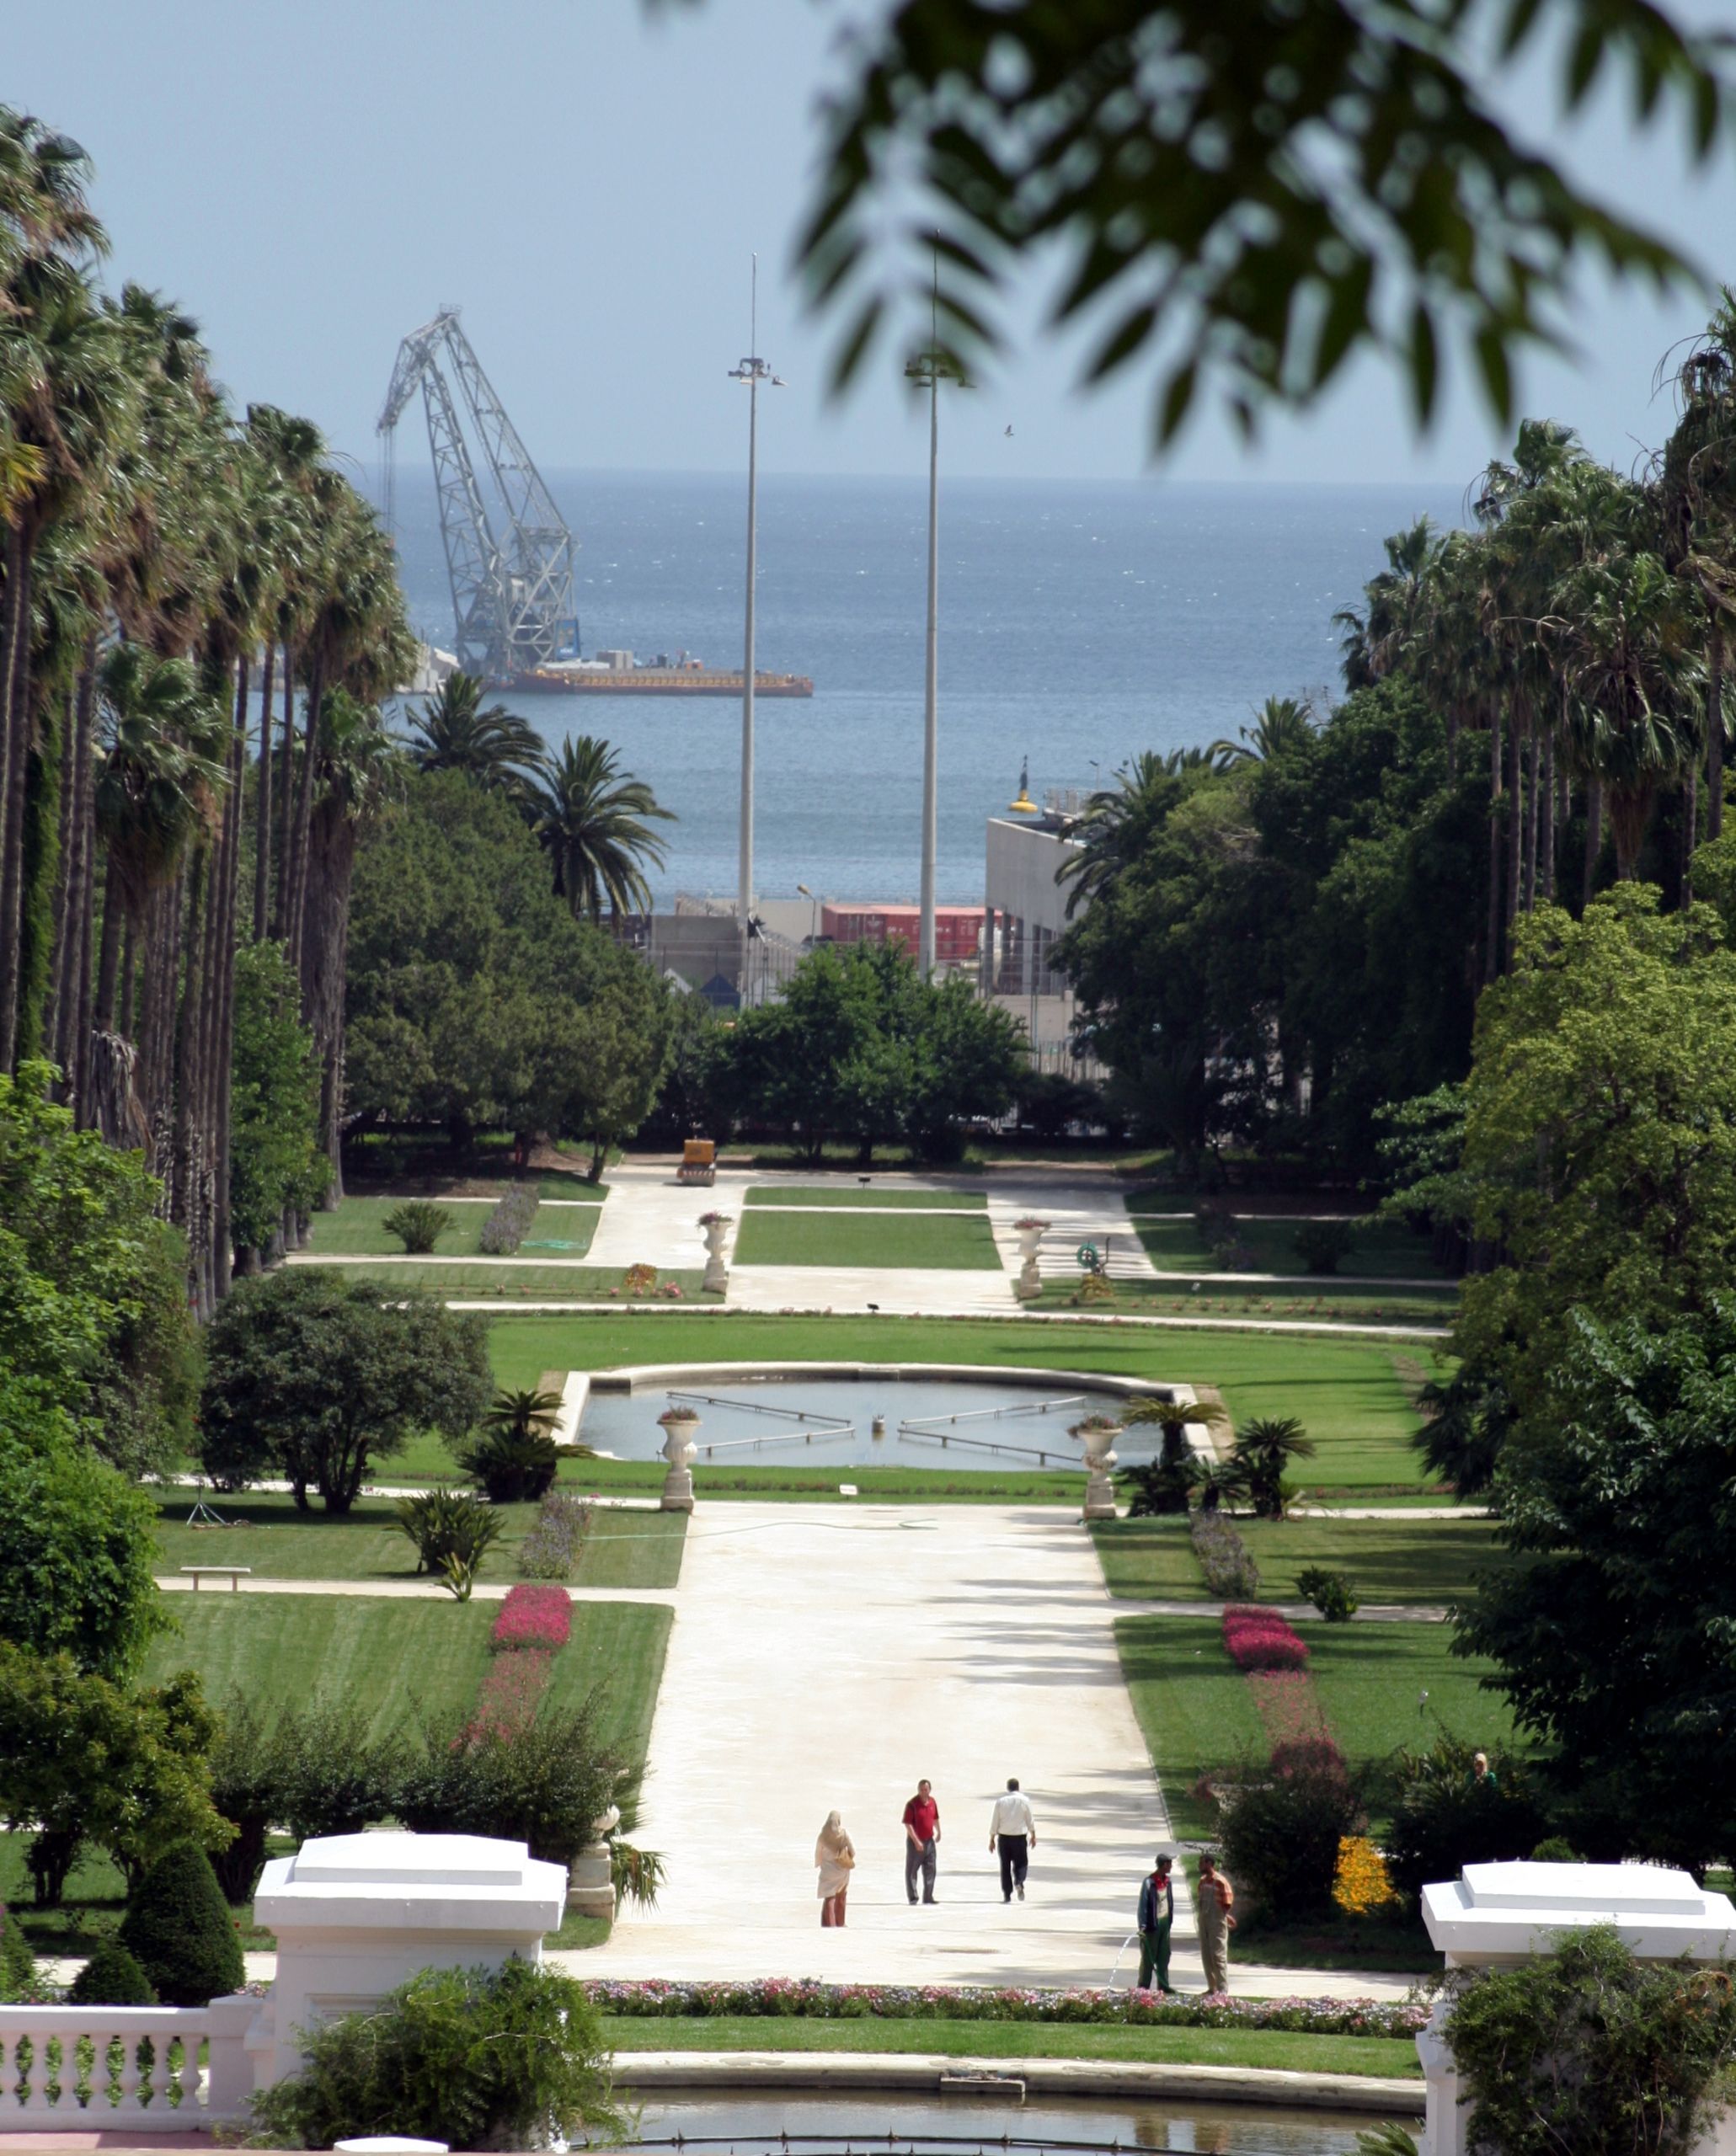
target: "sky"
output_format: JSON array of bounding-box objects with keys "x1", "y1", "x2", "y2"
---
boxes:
[{"x1": 12, "y1": 0, "x2": 1736, "y2": 488}]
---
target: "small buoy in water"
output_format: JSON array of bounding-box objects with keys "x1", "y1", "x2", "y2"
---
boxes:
[{"x1": 871, "y1": 1413, "x2": 887, "y2": 1440}]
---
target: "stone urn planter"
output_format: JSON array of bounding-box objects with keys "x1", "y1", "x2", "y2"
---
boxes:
[
  {"x1": 1071, "y1": 1413, "x2": 1122, "y2": 1521},
  {"x1": 698, "y1": 1210, "x2": 731, "y2": 1294},
  {"x1": 566, "y1": 1803, "x2": 621, "y2": 1919},
  {"x1": 657, "y1": 1406, "x2": 700, "y2": 1513},
  {"x1": 1012, "y1": 1217, "x2": 1050, "y2": 1301}
]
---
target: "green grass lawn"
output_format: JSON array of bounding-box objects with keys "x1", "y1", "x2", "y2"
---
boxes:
[
  {"x1": 1034, "y1": 1278, "x2": 1456, "y2": 1331},
  {"x1": 155, "y1": 1492, "x2": 687, "y2": 1588},
  {"x1": 1125, "y1": 1208, "x2": 1448, "y2": 1283},
  {"x1": 144, "y1": 1596, "x2": 671, "y2": 1760},
  {"x1": 598, "y1": 2017, "x2": 1421, "y2": 2077},
  {"x1": 730, "y1": 1210, "x2": 1003, "y2": 1269},
  {"x1": 743, "y1": 1187, "x2": 987, "y2": 1210},
  {"x1": 304, "y1": 1195, "x2": 601, "y2": 1259},
  {"x1": 290, "y1": 1261, "x2": 707, "y2": 1300},
  {"x1": 1092, "y1": 1516, "x2": 1508, "y2": 1606},
  {"x1": 1114, "y1": 1612, "x2": 1522, "y2": 1846}
]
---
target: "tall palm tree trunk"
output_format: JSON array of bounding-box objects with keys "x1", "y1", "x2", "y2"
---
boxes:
[
  {"x1": 210, "y1": 676, "x2": 245, "y2": 1298},
  {"x1": 1584, "y1": 777, "x2": 1604, "y2": 906},
  {"x1": 171, "y1": 850, "x2": 209, "y2": 1310},
  {"x1": 285, "y1": 657, "x2": 323, "y2": 969},
  {"x1": 1505, "y1": 715, "x2": 1523, "y2": 963},
  {"x1": 273, "y1": 657, "x2": 294, "y2": 938},
  {"x1": 1485, "y1": 710, "x2": 1504, "y2": 984},
  {"x1": 44, "y1": 686, "x2": 76, "y2": 1072},
  {"x1": 54, "y1": 645, "x2": 98, "y2": 1103},
  {"x1": 0, "y1": 523, "x2": 40, "y2": 1072},
  {"x1": 93, "y1": 856, "x2": 122, "y2": 1033},
  {"x1": 1522, "y1": 730, "x2": 1539, "y2": 911},
  {"x1": 253, "y1": 643, "x2": 275, "y2": 940},
  {"x1": 1710, "y1": 616, "x2": 1726, "y2": 843},
  {"x1": 1540, "y1": 732, "x2": 1557, "y2": 901}
]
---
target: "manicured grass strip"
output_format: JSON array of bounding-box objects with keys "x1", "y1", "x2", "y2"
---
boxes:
[
  {"x1": 1124, "y1": 1208, "x2": 1448, "y2": 1283},
  {"x1": 155, "y1": 1492, "x2": 687, "y2": 1588},
  {"x1": 743, "y1": 1187, "x2": 987, "y2": 1210},
  {"x1": 730, "y1": 1210, "x2": 1003, "y2": 1270},
  {"x1": 1092, "y1": 1516, "x2": 1508, "y2": 1607},
  {"x1": 293, "y1": 1261, "x2": 702, "y2": 1299},
  {"x1": 1304, "y1": 1623, "x2": 1521, "y2": 1788},
  {"x1": 1114, "y1": 1613, "x2": 1266, "y2": 1841},
  {"x1": 142, "y1": 1596, "x2": 670, "y2": 1762},
  {"x1": 1034, "y1": 1279, "x2": 1456, "y2": 1330},
  {"x1": 598, "y1": 2017, "x2": 1420, "y2": 2076},
  {"x1": 304, "y1": 1197, "x2": 600, "y2": 1259}
]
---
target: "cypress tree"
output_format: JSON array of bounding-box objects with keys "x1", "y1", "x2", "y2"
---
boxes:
[{"x1": 119, "y1": 1842, "x2": 245, "y2": 2006}]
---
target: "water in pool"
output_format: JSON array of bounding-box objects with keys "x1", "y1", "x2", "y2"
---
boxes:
[
  {"x1": 621, "y1": 2089, "x2": 1394, "y2": 2151},
  {"x1": 580, "y1": 1378, "x2": 1168, "y2": 1476}
]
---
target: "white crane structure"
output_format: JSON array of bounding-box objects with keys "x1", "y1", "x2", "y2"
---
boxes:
[{"x1": 377, "y1": 308, "x2": 578, "y2": 679}]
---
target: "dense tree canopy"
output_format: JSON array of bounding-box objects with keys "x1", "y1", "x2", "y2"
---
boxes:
[
  {"x1": 345, "y1": 771, "x2": 674, "y2": 1154},
  {"x1": 200, "y1": 1267, "x2": 492, "y2": 1513}
]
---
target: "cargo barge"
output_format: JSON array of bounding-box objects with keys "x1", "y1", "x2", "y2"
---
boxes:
[{"x1": 508, "y1": 649, "x2": 812, "y2": 698}]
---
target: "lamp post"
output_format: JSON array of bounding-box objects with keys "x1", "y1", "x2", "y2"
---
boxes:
[
  {"x1": 797, "y1": 882, "x2": 819, "y2": 945},
  {"x1": 905, "y1": 274, "x2": 967, "y2": 980},
  {"x1": 729, "y1": 256, "x2": 783, "y2": 999}
]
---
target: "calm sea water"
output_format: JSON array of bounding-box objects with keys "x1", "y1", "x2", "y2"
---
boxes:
[{"x1": 386, "y1": 470, "x2": 1463, "y2": 905}]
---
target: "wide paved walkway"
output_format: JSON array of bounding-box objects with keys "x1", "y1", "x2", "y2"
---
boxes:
[{"x1": 569, "y1": 1502, "x2": 1413, "y2": 1999}]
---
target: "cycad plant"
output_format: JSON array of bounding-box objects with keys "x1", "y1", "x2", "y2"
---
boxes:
[{"x1": 1232, "y1": 1416, "x2": 1317, "y2": 1518}]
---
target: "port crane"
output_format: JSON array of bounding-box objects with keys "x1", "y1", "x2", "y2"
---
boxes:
[{"x1": 377, "y1": 308, "x2": 578, "y2": 677}]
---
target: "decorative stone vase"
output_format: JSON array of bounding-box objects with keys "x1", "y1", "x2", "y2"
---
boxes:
[
  {"x1": 1012, "y1": 1218, "x2": 1050, "y2": 1301},
  {"x1": 1071, "y1": 1414, "x2": 1121, "y2": 1520},
  {"x1": 566, "y1": 1803, "x2": 621, "y2": 1919},
  {"x1": 657, "y1": 1406, "x2": 700, "y2": 1513},
  {"x1": 699, "y1": 1213, "x2": 731, "y2": 1294}
]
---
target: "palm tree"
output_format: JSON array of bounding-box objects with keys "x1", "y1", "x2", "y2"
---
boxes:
[
  {"x1": 1333, "y1": 516, "x2": 1445, "y2": 688},
  {"x1": 1659, "y1": 295, "x2": 1736, "y2": 841},
  {"x1": 1210, "y1": 695, "x2": 1316, "y2": 769},
  {"x1": 405, "y1": 671, "x2": 548, "y2": 801},
  {"x1": 533, "y1": 734, "x2": 674, "y2": 922},
  {"x1": 1231, "y1": 1415, "x2": 1317, "y2": 1518},
  {"x1": 1057, "y1": 750, "x2": 1180, "y2": 915}
]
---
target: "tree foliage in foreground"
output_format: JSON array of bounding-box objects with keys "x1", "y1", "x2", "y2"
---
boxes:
[
  {"x1": 199, "y1": 1267, "x2": 491, "y2": 1512},
  {"x1": 227, "y1": 939, "x2": 325, "y2": 1264},
  {"x1": 1457, "y1": 1302, "x2": 1736, "y2": 1869}
]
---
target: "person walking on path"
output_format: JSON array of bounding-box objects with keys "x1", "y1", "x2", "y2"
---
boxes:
[
  {"x1": 1135, "y1": 1853, "x2": 1175, "y2": 1991},
  {"x1": 1197, "y1": 1854, "x2": 1235, "y2": 1995},
  {"x1": 989, "y1": 1778, "x2": 1037, "y2": 1903},
  {"x1": 815, "y1": 1812, "x2": 856, "y2": 1928},
  {"x1": 902, "y1": 1779, "x2": 940, "y2": 1904}
]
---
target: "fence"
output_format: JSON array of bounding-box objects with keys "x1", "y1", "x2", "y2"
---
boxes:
[{"x1": 0, "y1": 1996, "x2": 255, "y2": 2130}]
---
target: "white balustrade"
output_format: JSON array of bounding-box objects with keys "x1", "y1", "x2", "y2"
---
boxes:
[{"x1": 0, "y1": 1998, "x2": 254, "y2": 2128}]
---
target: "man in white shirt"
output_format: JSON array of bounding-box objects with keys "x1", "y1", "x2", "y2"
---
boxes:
[{"x1": 989, "y1": 1778, "x2": 1037, "y2": 1902}]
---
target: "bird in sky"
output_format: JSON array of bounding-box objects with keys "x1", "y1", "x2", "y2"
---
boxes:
[{"x1": 1004, "y1": 424, "x2": 1014, "y2": 437}]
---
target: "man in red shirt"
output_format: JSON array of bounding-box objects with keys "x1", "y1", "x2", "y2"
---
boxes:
[{"x1": 901, "y1": 1779, "x2": 940, "y2": 1904}]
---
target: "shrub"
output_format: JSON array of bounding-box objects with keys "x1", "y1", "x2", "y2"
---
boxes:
[
  {"x1": 1530, "y1": 1835, "x2": 1581, "y2": 1862},
  {"x1": 1232, "y1": 1416, "x2": 1317, "y2": 1518},
  {"x1": 397, "y1": 1692, "x2": 627, "y2": 1869},
  {"x1": 119, "y1": 1842, "x2": 245, "y2": 2006},
  {"x1": 0, "y1": 1428, "x2": 165, "y2": 1681},
  {"x1": 206, "y1": 1692, "x2": 280, "y2": 1901},
  {"x1": 479, "y1": 1183, "x2": 540, "y2": 1256},
  {"x1": 491, "y1": 1585, "x2": 572, "y2": 1653},
  {"x1": 519, "y1": 1491, "x2": 592, "y2": 1580},
  {"x1": 1222, "y1": 1604, "x2": 1309, "y2": 1671},
  {"x1": 462, "y1": 1426, "x2": 558, "y2": 1503},
  {"x1": 1384, "y1": 1735, "x2": 1548, "y2": 1903},
  {"x1": 622, "y1": 1262, "x2": 657, "y2": 1297},
  {"x1": 1215, "y1": 1749, "x2": 1363, "y2": 1921},
  {"x1": 248, "y1": 1958, "x2": 622, "y2": 2151},
  {"x1": 1072, "y1": 1269, "x2": 1115, "y2": 1305},
  {"x1": 1294, "y1": 1219, "x2": 1357, "y2": 1274},
  {"x1": 67, "y1": 1936, "x2": 157, "y2": 2006},
  {"x1": 1189, "y1": 1510, "x2": 1261, "y2": 1598},
  {"x1": 393, "y1": 1486, "x2": 503, "y2": 1576},
  {"x1": 1445, "y1": 1924, "x2": 1736, "y2": 2156},
  {"x1": 1116, "y1": 1415, "x2": 1201, "y2": 1516},
  {"x1": 381, "y1": 1200, "x2": 451, "y2": 1254},
  {"x1": 1332, "y1": 1834, "x2": 1400, "y2": 1919},
  {"x1": 270, "y1": 1699, "x2": 402, "y2": 1843},
  {"x1": 1295, "y1": 1566, "x2": 1359, "y2": 1621},
  {"x1": 0, "y1": 1901, "x2": 36, "y2": 2003}
]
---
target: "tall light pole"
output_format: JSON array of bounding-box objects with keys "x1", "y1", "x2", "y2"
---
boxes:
[
  {"x1": 905, "y1": 268, "x2": 967, "y2": 979},
  {"x1": 729, "y1": 257, "x2": 783, "y2": 1001}
]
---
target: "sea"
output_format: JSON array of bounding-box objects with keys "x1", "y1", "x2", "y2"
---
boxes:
[{"x1": 385, "y1": 471, "x2": 1466, "y2": 906}]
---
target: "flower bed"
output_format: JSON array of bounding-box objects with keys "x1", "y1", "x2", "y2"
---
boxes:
[
  {"x1": 1223, "y1": 1603, "x2": 1309, "y2": 1671},
  {"x1": 467, "y1": 1648, "x2": 554, "y2": 1738},
  {"x1": 491, "y1": 1583, "x2": 573, "y2": 1652},
  {"x1": 1191, "y1": 1511, "x2": 1261, "y2": 1598},
  {"x1": 582, "y1": 1977, "x2": 1428, "y2": 2038}
]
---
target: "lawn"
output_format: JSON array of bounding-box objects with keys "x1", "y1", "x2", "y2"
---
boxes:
[
  {"x1": 743, "y1": 1187, "x2": 987, "y2": 1210},
  {"x1": 730, "y1": 1210, "x2": 1003, "y2": 1269},
  {"x1": 154, "y1": 1492, "x2": 687, "y2": 1588},
  {"x1": 1114, "y1": 1613, "x2": 1523, "y2": 1844},
  {"x1": 1033, "y1": 1278, "x2": 1456, "y2": 1331},
  {"x1": 598, "y1": 2017, "x2": 1421, "y2": 2077},
  {"x1": 1092, "y1": 1516, "x2": 1508, "y2": 1606},
  {"x1": 303, "y1": 1195, "x2": 601, "y2": 1259},
  {"x1": 143, "y1": 1596, "x2": 670, "y2": 1761},
  {"x1": 1124, "y1": 1207, "x2": 1449, "y2": 1283},
  {"x1": 288, "y1": 1261, "x2": 706, "y2": 1300}
]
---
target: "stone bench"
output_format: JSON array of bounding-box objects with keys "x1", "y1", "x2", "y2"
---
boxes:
[{"x1": 180, "y1": 1565, "x2": 251, "y2": 1591}]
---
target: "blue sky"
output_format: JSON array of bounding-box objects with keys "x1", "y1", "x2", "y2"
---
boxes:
[{"x1": 14, "y1": 0, "x2": 1736, "y2": 485}]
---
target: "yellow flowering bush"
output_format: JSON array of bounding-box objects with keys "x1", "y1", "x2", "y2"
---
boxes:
[{"x1": 1333, "y1": 1834, "x2": 1399, "y2": 1919}]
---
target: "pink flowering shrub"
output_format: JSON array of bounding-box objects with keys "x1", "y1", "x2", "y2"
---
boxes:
[
  {"x1": 1222, "y1": 1603, "x2": 1309, "y2": 1671},
  {"x1": 491, "y1": 1583, "x2": 573, "y2": 1653}
]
